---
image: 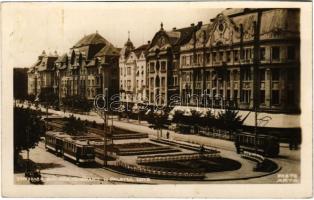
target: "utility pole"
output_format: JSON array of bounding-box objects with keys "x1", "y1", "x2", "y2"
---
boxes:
[
  {"x1": 103, "y1": 110, "x2": 108, "y2": 166},
  {"x1": 93, "y1": 89, "x2": 110, "y2": 167},
  {"x1": 253, "y1": 11, "x2": 262, "y2": 153}
]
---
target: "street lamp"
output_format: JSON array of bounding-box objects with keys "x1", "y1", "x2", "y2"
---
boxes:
[{"x1": 93, "y1": 90, "x2": 110, "y2": 167}]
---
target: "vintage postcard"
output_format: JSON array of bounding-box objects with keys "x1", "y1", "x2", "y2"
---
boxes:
[{"x1": 1, "y1": 1, "x2": 312, "y2": 198}]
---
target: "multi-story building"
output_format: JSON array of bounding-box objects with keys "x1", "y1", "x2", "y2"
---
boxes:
[
  {"x1": 27, "y1": 8, "x2": 300, "y2": 115},
  {"x1": 119, "y1": 35, "x2": 149, "y2": 105},
  {"x1": 27, "y1": 50, "x2": 58, "y2": 97},
  {"x1": 53, "y1": 32, "x2": 120, "y2": 102},
  {"x1": 146, "y1": 22, "x2": 202, "y2": 106},
  {"x1": 179, "y1": 8, "x2": 300, "y2": 113}
]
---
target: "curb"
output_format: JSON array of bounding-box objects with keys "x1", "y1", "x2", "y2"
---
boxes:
[{"x1": 102, "y1": 164, "x2": 282, "y2": 182}]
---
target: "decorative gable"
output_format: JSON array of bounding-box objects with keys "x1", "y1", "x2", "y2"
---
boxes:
[
  {"x1": 206, "y1": 14, "x2": 240, "y2": 47},
  {"x1": 149, "y1": 31, "x2": 171, "y2": 53}
]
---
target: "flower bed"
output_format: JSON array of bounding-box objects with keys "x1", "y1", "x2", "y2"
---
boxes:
[
  {"x1": 136, "y1": 153, "x2": 220, "y2": 164},
  {"x1": 114, "y1": 142, "x2": 180, "y2": 156},
  {"x1": 115, "y1": 160, "x2": 205, "y2": 179}
]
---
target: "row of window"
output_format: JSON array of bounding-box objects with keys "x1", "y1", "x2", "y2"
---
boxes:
[
  {"x1": 181, "y1": 88, "x2": 288, "y2": 106},
  {"x1": 148, "y1": 76, "x2": 166, "y2": 88},
  {"x1": 180, "y1": 68, "x2": 283, "y2": 84},
  {"x1": 61, "y1": 78, "x2": 101, "y2": 87},
  {"x1": 120, "y1": 65, "x2": 145, "y2": 76},
  {"x1": 148, "y1": 61, "x2": 167, "y2": 72},
  {"x1": 180, "y1": 46, "x2": 296, "y2": 67}
]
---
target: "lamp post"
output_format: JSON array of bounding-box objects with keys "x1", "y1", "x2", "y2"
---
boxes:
[{"x1": 94, "y1": 90, "x2": 109, "y2": 167}]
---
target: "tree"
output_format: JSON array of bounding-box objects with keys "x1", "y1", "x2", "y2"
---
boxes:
[
  {"x1": 172, "y1": 110, "x2": 184, "y2": 124},
  {"x1": 203, "y1": 110, "x2": 215, "y2": 128},
  {"x1": 190, "y1": 109, "x2": 202, "y2": 134},
  {"x1": 26, "y1": 94, "x2": 36, "y2": 102},
  {"x1": 14, "y1": 107, "x2": 45, "y2": 165},
  {"x1": 147, "y1": 109, "x2": 169, "y2": 139},
  {"x1": 62, "y1": 115, "x2": 87, "y2": 136},
  {"x1": 38, "y1": 88, "x2": 58, "y2": 106},
  {"x1": 62, "y1": 95, "x2": 92, "y2": 113},
  {"x1": 217, "y1": 109, "x2": 243, "y2": 135}
]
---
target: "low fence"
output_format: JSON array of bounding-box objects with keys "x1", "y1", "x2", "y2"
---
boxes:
[
  {"x1": 118, "y1": 147, "x2": 180, "y2": 156},
  {"x1": 241, "y1": 151, "x2": 265, "y2": 163},
  {"x1": 198, "y1": 127, "x2": 234, "y2": 141},
  {"x1": 116, "y1": 160, "x2": 205, "y2": 179},
  {"x1": 136, "y1": 153, "x2": 220, "y2": 164},
  {"x1": 152, "y1": 138, "x2": 220, "y2": 154}
]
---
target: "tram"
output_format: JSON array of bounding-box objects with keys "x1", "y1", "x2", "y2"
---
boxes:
[
  {"x1": 45, "y1": 131, "x2": 70, "y2": 154},
  {"x1": 235, "y1": 132, "x2": 280, "y2": 157},
  {"x1": 45, "y1": 131, "x2": 96, "y2": 164},
  {"x1": 62, "y1": 137, "x2": 95, "y2": 164}
]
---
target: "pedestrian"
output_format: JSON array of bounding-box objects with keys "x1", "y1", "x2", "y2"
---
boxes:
[{"x1": 166, "y1": 131, "x2": 170, "y2": 139}]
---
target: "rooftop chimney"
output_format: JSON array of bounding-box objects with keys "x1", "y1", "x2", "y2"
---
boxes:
[
  {"x1": 197, "y1": 21, "x2": 203, "y2": 27},
  {"x1": 172, "y1": 27, "x2": 177, "y2": 31},
  {"x1": 147, "y1": 40, "x2": 151, "y2": 44},
  {"x1": 191, "y1": 23, "x2": 195, "y2": 27}
]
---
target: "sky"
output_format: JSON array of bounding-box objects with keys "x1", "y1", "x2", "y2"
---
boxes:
[{"x1": 2, "y1": 2, "x2": 223, "y2": 68}]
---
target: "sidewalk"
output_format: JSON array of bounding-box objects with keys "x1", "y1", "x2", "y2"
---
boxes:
[
  {"x1": 17, "y1": 103, "x2": 298, "y2": 153},
  {"x1": 18, "y1": 103, "x2": 236, "y2": 151}
]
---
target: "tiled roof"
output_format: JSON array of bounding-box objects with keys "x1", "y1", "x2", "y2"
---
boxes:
[
  {"x1": 37, "y1": 56, "x2": 58, "y2": 71},
  {"x1": 133, "y1": 44, "x2": 149, "y2": 58},
  {"x1": 222, "y1": 8, "x2": 247, "y2": 16},
  {"x1": 86, "y1": 59, "x2": 96, "y2": 67},
  {"x1": 173, "y1": 26, "x2": 196, "y2": 46},
  {"x1": 95, "y1": 44, "x2": 120, "y2": 57},
  {"x1": 73, "y1": 32, "x2": 110, "y2": 48},
  {"x1": 55, "y1": 53, "x2": 68, "y2": 63}
]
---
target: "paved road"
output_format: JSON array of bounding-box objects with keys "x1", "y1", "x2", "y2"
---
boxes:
[
  {"x1": 16, "y1": 103, "x2": 300, "y2": 184},
  {"x1": 15, "y1": 142, "x2": 154, "y2": 185}
]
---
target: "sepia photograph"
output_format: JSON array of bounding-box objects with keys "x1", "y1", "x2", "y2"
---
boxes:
[{"x1": 1, "y1": 1, "x2": 312, "y2": 198}]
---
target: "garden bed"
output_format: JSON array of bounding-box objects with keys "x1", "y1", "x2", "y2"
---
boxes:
[
  {"x1": 114, "y1": 142, "x2": 180, "y2": 156},
  {"x1": 140, "y1": 157, "x2": 241, "y2": 173}
]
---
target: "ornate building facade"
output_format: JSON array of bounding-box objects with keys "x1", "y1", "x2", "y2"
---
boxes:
[
  {"x1": 28, "y1": 32, "x2": 120, "y2": 103},
  {"x1": 179, "y1": 8, "x2": 300, "y2": 113},
  {"x1": 146, "y1": 22, "x2": 202, "y2": 106},
  {"x1": 27, "y1": 8, "x2": 300, "y2": 114},
  {"x1": 119, "y1": 35, "x2": 149, "y2": 105}
]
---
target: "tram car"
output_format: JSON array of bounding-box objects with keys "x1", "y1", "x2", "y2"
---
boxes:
[
  {"x1": 62, "y1": 137, "x2": 95, "y2": 164},
  {"x1": 235, "y1": 132, "x2": 280, "y2": 157},
  {"x1": 45, "y1": 131, "x2": 70, "y2": 154}
]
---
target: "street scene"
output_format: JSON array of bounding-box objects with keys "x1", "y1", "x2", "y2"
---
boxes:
[{"x1": 12, "y1": 6, "x2": 301, "y2": 185}]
